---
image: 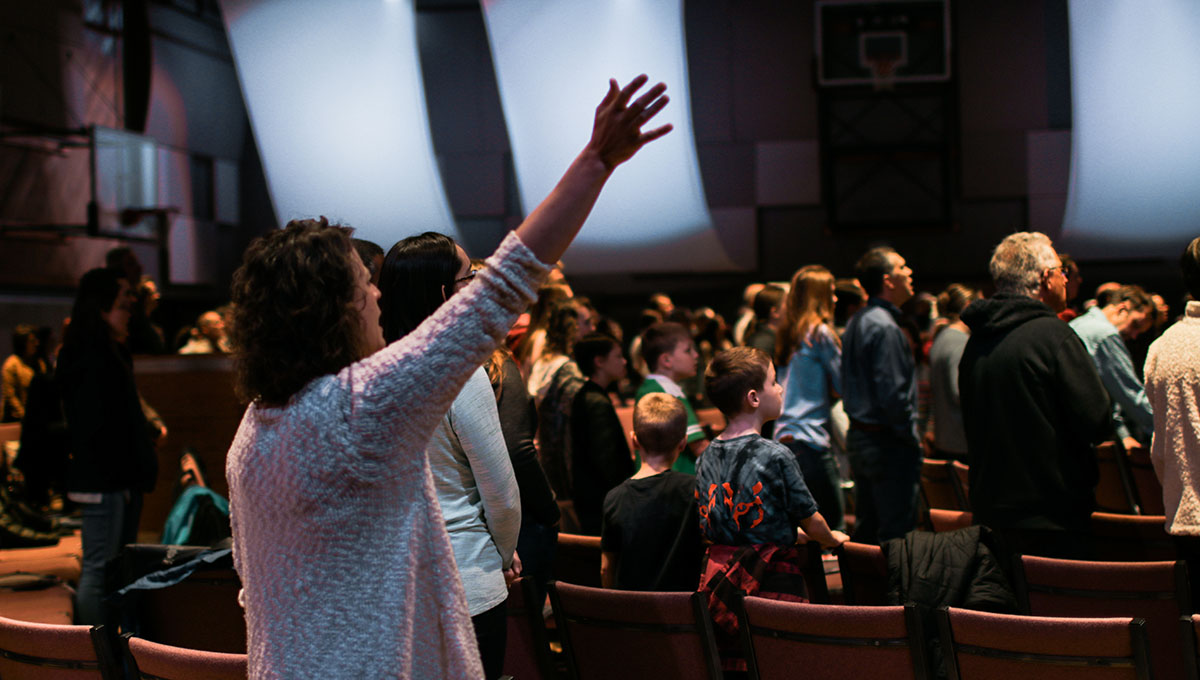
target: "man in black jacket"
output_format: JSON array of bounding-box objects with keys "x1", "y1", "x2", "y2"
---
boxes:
[{"x1": 959, "y1": 232, "x2": 1112, "y2": 559}]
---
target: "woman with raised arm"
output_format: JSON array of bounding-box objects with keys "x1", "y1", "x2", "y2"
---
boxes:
[{"x1": 225, "y1": 76, "x2": 670, "y2": 679}]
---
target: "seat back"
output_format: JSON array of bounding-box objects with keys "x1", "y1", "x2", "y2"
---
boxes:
[
  {"x1": 503, "y1": 577, "x2": 554, "y2": 680},
  {"x1": 738, "y1": 597, "x2": 926, "y2": 680},
  {"x1": 548, "y1": 581, "x2": 720, "y2": 680},
  {"x1": 951, "y1": 460, "x2": 970, "y2": 501},
  {"x1": 123, "y1": 634, "x2": 246, "y2": 680},
  {"x1": 938, "y1": 607, "x2": 1151, "y2": 679},
  {"x1": 928, "y1": 509, "x2": 973, "y2": 533},
  {"x1": 1181, "y1": 614, "x2": 1200, "y2": 680},
  {"x1": 134, "y1": 568, "x2": 246, "y2": 653},
  {"x1": 555, "y1": 533, "x2": 602, "y2": 587},
  {"x1": 1095, "y1": 442, "x2": 1140, "y2": 514},
  {"x1": 835, "y1": 542, "x2": 888, "y2": 605},
  {"x1": 1014, "y1": 555, "x2": 1188, "y2": 680},
  {"x1": 1090, "y1": 512, "x2": 1176, "y2": 562},
  {"x1": 795, "y1": 541, "x2": 831, "y2": 604},
  {"x1": 920, "y1": 458, "x2": 968, "y2": 511},
  {"x1": 1126, "y1": 445, "x2": 1165, "y2": 516},
  {"x1": 0, "y1": 616, "x2": 119, "y2": 680}
]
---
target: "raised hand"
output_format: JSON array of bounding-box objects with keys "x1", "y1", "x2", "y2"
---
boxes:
[{"x1": 587, "y1": 74, "x2": 673, "y2": 171}]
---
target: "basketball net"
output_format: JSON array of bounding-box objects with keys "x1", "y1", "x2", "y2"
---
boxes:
[{"x1": 868, "y1": 57, "x2": 898, "y2": 92}]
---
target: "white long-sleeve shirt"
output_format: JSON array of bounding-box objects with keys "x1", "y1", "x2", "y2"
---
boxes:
[{"x1": 427, "y1": 366, "x2": 521, "y2": 616}]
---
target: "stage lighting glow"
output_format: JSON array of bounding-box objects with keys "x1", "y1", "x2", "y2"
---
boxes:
[
  {"x1": 1061, "y1": 0, "x2": 1200, "y2": 258},
  {"x1": 481, "y1": 0, "x2": 736, "y2": 273},
  {"x1": 218, "y1": 0, "x2": 457, "y2": 248}
]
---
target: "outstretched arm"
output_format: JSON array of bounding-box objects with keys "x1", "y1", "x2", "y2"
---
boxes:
[{"x1": 515, "y1": 75, "x2": 672, "y2": 265}]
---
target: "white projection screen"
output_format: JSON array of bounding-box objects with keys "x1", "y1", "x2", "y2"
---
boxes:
[
  {"x1": 218, "y1": 0, "x2": 458, "y2": 248},
  {"x1": 481, "y1": 0, "x2": 736, "y2": 274},
  {"x1": 1061, "y1": 0, "x2": 1200, "y2": 258}
]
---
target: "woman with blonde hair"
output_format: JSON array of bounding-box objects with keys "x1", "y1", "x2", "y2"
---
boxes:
[{"x1": 774, "y1": 265, "x2": 845, "y2": 530}]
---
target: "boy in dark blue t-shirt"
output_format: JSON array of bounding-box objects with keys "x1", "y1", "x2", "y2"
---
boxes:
[
  {"x1": 696, "y1": 347, "x2": 847, "y2": 671},
  {"x1": 696, "y1": 347, "x2": 847, "y2": 550}
]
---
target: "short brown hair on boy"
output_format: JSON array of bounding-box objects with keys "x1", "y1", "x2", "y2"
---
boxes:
[
  {"x1": 640, "y1": 322, "x2": 691, "y2": 373},
  {"x1": 705, "y1": 347, "x2": 770, "y2": 418},
  {"x1": 633, "y1": 393, "x2": 687, "y2": 455}
]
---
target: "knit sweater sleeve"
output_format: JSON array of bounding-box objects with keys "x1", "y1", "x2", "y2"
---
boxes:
[{"x1": 332, "y1": 231, "x2": 548, "y2": 474}]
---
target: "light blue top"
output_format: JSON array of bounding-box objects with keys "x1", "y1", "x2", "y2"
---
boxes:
[
  {"x1": 1069, "y1": 306, "x2": 1154, "y2": 442},
  {"x1": 774, "y1": 324, "x2": 842, "y2": 451}
]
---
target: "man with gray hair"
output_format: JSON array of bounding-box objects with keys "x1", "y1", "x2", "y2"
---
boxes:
[{"x1": 959, "y1": 231, "x2": 1112, "y2": 559}]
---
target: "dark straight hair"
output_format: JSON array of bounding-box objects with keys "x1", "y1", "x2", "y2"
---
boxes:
[
  {"x1": 378, "y1": 231, "x2": 460, "y2": 342},
  {"x1": 63, "y1": 267, "x2": 124, "y2": 351}
]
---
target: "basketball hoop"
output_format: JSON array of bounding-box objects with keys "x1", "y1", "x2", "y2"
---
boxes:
[
  {"x1": 859, "y1": 31, "x2": 907, "y2": 92},
  {"x1": 867, "y1": 56, "x2": 899, "y2": 92}
]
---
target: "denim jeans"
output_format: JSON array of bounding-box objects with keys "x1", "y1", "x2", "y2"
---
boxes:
[
  {"x1": 782, "y1": 440, "x2": 845, "y2": 532},
  {"x1": 76, "y1": 491, "x2": 142, "y2": 626},
  {"x1": 846, "y1": 429, "x2": 920, "y2": 544}
]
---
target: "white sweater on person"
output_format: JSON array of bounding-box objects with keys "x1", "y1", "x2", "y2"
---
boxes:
[
  {"x1": 226, "y1": 232, "x2": 547, "y2": 679},
  {"x1": 428, "y1": 367, "x2": 520, "y2": 616},
  {"x1": 1147, "y1": 301, "x2": 1200, "y2": 536}
]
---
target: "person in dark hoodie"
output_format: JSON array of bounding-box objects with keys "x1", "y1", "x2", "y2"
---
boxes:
[{"x1": 959, "y1": 232, "x2": 1112, "y2": 559}]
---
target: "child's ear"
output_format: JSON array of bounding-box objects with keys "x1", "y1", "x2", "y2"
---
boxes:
[
  {"x1": 674, "y1": 436, "x2": 687, "y2": 454},
  {"x1": 746, "y1": 388, "x2": 760, "y2": 409},
  {"x1": 631, "y1": 432, "x2": 641, "y2": 451}
]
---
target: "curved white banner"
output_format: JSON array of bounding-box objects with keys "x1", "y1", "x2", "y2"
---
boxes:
[
  {"x1": 1061, "y1": 0, "x2": 1200, "y2": 258},
  {"x1": 481, "y1": 0, "x2": 737, "y2": 273},
  {"x1": 219, "y1": 0, "x2": 458, "y2": 248}
]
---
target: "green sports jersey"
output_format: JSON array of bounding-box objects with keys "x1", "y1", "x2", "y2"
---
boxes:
[{"x1": 635, "y1": 376, "x2": 705, "y2": 475}]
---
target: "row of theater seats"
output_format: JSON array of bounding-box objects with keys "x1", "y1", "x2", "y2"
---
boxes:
[
  {"x1": 512, "y1": 577, "x2": 1200, "y2": 680},
  {"x1": 516, "y1": 553, "x2": 1200, "y2": 680},
  {"x1": 0, "y1": 614, "x2": 244, "y2": 679},
  {"x1": 543, "y1": 523, "x2": 1197, "y2": 680},
  {"x1": 920, "y1": 442, "x2": 1165, "y2": 517},
  {"x1": 0, "y1": 537, "x2": 247, "y2": 678}
]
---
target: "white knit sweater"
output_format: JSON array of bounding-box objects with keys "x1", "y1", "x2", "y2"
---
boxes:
[
  {"x1": 1147, "y1": 300, "x2": 1200, "y2": 536},
  {"x1": 226, "y1": 232, "x2": 547, "y2": 679}
]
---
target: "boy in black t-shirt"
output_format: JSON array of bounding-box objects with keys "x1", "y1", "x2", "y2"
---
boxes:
[{"x1": 600, "y1": 393, "x2": 701, "y2": 591}]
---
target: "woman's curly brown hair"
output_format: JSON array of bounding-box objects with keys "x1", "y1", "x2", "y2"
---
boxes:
[{"x1": 228, "y1": 217, "x2": 364, "y2": 406}]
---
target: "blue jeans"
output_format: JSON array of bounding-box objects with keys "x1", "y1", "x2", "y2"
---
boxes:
[
  {"x1": 846, "y1": 429, "x2": 920, "y2": 544},
  {"x1": 77, "y1": 491, "x2": 141, "y2": 626},
  {"x1": 782, "y1": 440, "x2": 845, "y2": 532}
]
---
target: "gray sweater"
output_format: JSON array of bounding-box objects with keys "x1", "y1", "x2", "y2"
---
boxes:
[{"x1": 227, "y1": 232, "x2": 546, "y2": 679}]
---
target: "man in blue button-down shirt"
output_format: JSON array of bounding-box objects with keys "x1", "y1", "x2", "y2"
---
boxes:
[
  {"x1": 841, "y1": 247, "x2": 920, "y2": 543},
  {"x1": 1069, "y1": 285, "x2": 1156, "y2": 447}
]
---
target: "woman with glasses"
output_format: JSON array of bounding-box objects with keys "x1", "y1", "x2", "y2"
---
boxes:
[{"x1": 378, "y1": 232, "x2": 519, "y2": 680}]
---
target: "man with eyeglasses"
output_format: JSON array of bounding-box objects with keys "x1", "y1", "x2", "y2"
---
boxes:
[
  {"x1": 959, "y1": 232, "x2": 1112, "y2": 559},
  {"x1": 841, "y1": 246, "x2": 921, "y2": 544}
]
